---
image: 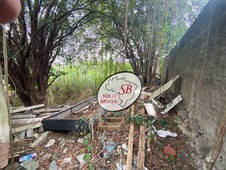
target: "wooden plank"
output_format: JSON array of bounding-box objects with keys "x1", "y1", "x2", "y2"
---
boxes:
[
  {"x1": 126, "y1": 105, "x2": 135, "y2": 170},
  {"x1": 162, "y1": 95, "x2": 183, "y2": 114},
  {"x1": 30, "y1": 131, "x2": 48, "y2": 148},
  {"x1": 11, "y1": 104, "x2": 45, "y2": 114},
  {"x1": 32, "y1": 108, "x2": 63, "y2": 114},
  {"x1": 137, "y1": 108, "x2": 146, "y2": 169},
  {"x1": 12, "y1": 114, "x2": 51, "y2": 125},
  {"x1": 12, "y1": 114, "x2": 36, "y2": 119},
  {"x1": 48, "y1": 96, "x2": 96, "y2": 120},
  {"x1": 141, "y1": 75, "x2": 179, "y2": 100},
  {"x1": 12, "y1": 122, "x2": 42, "y2": 134},
  {"x1": 12, "y1": 117, "x2": 43, "y2": 125}
]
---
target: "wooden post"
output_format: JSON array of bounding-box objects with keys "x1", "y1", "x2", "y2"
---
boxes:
[
  {"x1": 126, "y1": 105, "x2": 135, "y2": 170},
  {"x1": 137, "y1": 107, "x2": 146, "y2": 169}
]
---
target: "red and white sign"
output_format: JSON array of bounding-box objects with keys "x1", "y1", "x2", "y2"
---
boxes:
[{"x1": 97, "y1": 72, "x2": 142, "y2": 111}]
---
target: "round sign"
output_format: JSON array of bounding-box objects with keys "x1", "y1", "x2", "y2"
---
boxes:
[{"x1": 97, "y1": 72, "x2": 142, "y2": 111}]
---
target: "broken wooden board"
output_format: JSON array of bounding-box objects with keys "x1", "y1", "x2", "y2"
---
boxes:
[
  {"x1": 162, "y1": 95, "x2": 183, "y2": 114},
  {"x1": 12, "y1": 122, "x2": 42, "y2": 134},
  {"x1": 42, "y1": 97, "x2": 96, "y2": 132},
  {"x1": 141, "y1": 75, "x2": 179, "y2": 100},
  {"x1": 48, "y1": 97, "x2": 96, "y2": 120},
  {"x1": 12, "y1": 114, "x2": 36, "y2": 119},
  {"x1": 8, "y1": 139, "x2": 33, "y2": 158},
  {"x1": 99, "y1": 117, "x2": 124, "y2": 132},
  {"x1": 12, "y1": 117, "x2": 45, "y2": 125},
  {"x1": 11, "y1": 104, "x2": 45, "y2": 114},
  {"x1": 126, "y1": 105, "x2": 135, "y2": 170},
  {"x1": 30, "y1": 131, "x2": 49, "y2": 148},
  {"x1": 32, "y1": 108, "x2": 63, "y2": 114}
]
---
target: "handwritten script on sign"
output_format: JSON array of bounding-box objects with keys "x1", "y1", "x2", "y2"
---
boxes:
[{"x1": 97, "y1": 72, "x2": 142, "y2": 111}]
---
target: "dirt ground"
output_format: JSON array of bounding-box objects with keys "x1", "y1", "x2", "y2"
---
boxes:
[{"x1": 13, "y1": 101, "x2": 198, "y2": 170}]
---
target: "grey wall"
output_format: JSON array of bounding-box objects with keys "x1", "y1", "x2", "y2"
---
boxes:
[{"x1": 168, "y1": 0, "x2": 226, "y2": 169}]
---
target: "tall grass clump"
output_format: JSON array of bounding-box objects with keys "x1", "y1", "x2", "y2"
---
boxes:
[{"x1": 47, "y1": 59, "x2": 132, "y2": 106}]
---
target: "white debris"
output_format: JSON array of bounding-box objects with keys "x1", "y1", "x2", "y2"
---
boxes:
[
  {"x1": 144, "y1": 103, "x2": 157, "y2": 118},
  {"x1": 122, "y1": 143, "x2": 128, "y2": 151},
  {"x1": 63, "y1": 157, "x2": 72, "y2": 164},
  {"x1": 162, "y1": 95, "x2": 183, "y2": 114},
  {"x1": 77, "y1": 138, "x2": 83, "y2": 144},
  {"x1": 50, "y1": 160, "x2": 58, "y2": 170},
  {"x1": 45, "y1": 139, "x2": 56, "y2": 148},
  {"x1": 152, "y1": 126, "x2": 177, "y2": 137},
  {"x1": 151, "y1": 99, "x2": 164, "y2": 109},
  {"x1": 63, "y1": 148, "x2": 68, "y2": 153},
  {"x1": 77, "y1": 154, "x2": 87, "y2": 167},
  {"x1": 157, "y1": 130, "x2": 177, "y2": 137},
  {"x1": 33, "y1": 133, "x2": 39, "y2": 139}
]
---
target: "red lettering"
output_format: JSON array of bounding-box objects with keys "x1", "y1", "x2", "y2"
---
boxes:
[
  {"x1": 118, "y1": 84, "x2": 133, "y2": 95},
  {"x1": 118, "y1": 85, "x2": 125, "y2": 95},
  {"x1": 125, "y1": 84, "x2": 132, "y2": 94},
  {"x1": 102, "y1": 94, "x2": 117, "y2": 98}
]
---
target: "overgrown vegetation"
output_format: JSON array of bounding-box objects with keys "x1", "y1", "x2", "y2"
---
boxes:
[
  {"x1": 3, "y1": 0, "x2": 208, "y2": 106},
  {"x1": 47, "y1": 59, "x2": 132, "y2": 106}
]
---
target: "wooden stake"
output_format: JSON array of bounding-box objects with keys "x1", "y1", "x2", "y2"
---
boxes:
[
  {"x1": 126, "y1": 105, "x2": 135, "y2": 170},
  {"x1": 137, "y1": 108, "x2": 146, "y2": 169}
]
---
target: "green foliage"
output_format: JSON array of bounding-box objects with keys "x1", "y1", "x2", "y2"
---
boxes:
[
  {"x1": 128, "y1": 115, "x2": 145, "y2": 126},
  {"x1": 83, "y1": 153, "x2": 90, "y2": 161},
  {"x1": 146, "y1": 117, "x2": 156, "y2": 127},
  {"x1": 148, "y1": 132, "x2": 155, "y2": 141},
  {"x1": 87, "y1": 144, "x2": 93, "y2": 152},
  {"x1": 47, "y1": 59, "x2": 132, "y2": 105},
  {"x1": 83, "y1": 138, "x2": 90, "y2": 146},
  {"x1": 158, "y1": 143, "x2": 164, "y2": 150},
  {"x1": 168, "y1": 153, "x2": 176, "y2": 164},
  {"x1": 89, "y1": 163, "x2": 94, "y2": 170},
  {"x1": 77, "y1": 0, "x2": 208, "y2": 85},
  {"x1": 158, "y1": 119, "x2": 169, "y2": 128}
]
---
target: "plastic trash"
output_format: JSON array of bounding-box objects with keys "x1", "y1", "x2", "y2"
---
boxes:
[
  {"x1": 163, "y1": 146, "x2": 176, "y2": 157},
  {"x1": 156, "y1": 130, "x2": 177, "y2": 137},
  {"x1": 19, "y1": 153, "x2": 37, "y2": 162},
  {"x1": 144, "y1": 103, "x2": 157, "y2": 118},
  {"x1": 121, "y1": 143, "x2": 128, "y2": 151},
  {"x1": 103, "y1": 141, "x2": 117, "y2": 159},
  {"x1": 76, "y1": 153, "x2": 87, "y2": 166},
  {"x1": 50, "y1": 160, "x2": 58, "y2": 170},
  {"x1": 20, "y1": 158, "x2": 39, "y2": 170},
  {"x1": 116, "y1": 157, "x2": 123, "y2": 170},
  {"x1": 152, "y1": 126, "x2": 177, "y2": 137}
]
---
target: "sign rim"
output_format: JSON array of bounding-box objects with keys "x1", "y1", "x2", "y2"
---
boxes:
[{"x1": 97, "y1": 71, "x2": 142, "y2": 112}]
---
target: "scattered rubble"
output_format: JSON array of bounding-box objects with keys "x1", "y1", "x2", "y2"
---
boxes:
[
  {"x1": 45, "y1": 139, "x2": 56, "y2": 148},
  {"x1": 8, "y1": 75, "x2": 201, "y2": 169}
]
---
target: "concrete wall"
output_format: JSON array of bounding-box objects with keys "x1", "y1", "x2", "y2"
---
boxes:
[{"x1": 168, "y1": 0, "x2": 226, "y2": 169}]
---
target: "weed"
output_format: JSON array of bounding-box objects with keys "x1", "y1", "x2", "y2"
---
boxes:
[{"x1": 168, "y1": 153, "x2": 176, "y2": 164}]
